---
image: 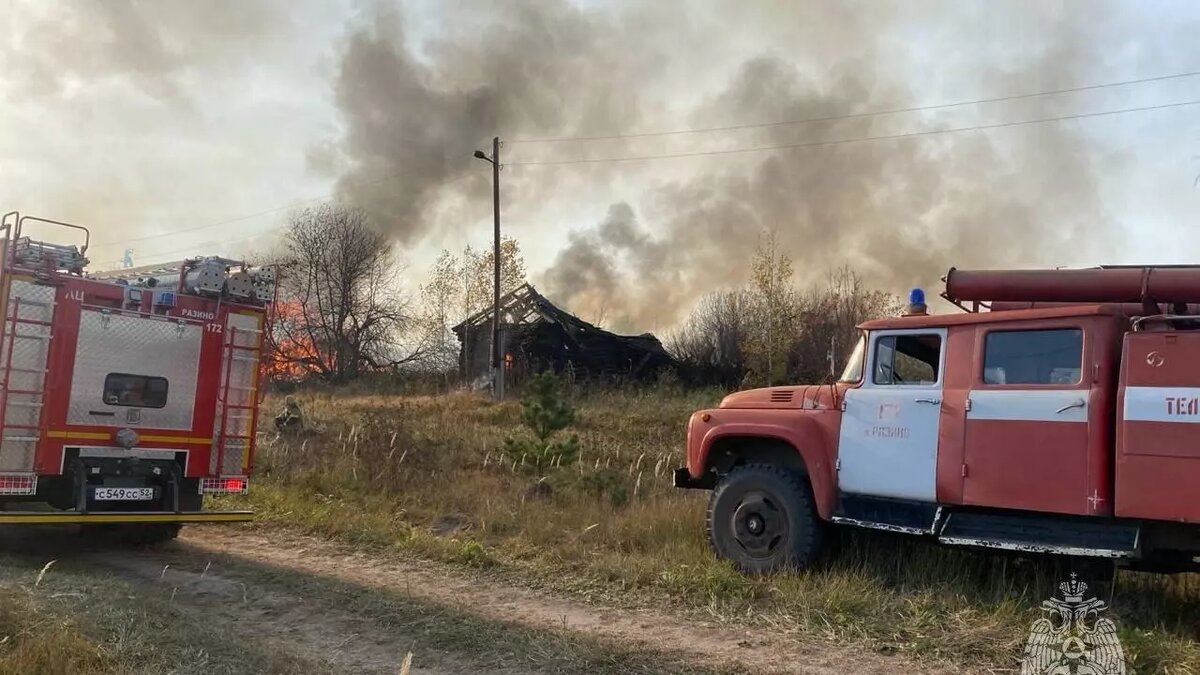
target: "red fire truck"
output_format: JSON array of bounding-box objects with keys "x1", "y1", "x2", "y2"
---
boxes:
[
  {"x1": 0, "y1": 212, "x2": 272, "y2": 542},
  {"x1": 676, "y1": 266, "x2": 1200, "y2": 574}
]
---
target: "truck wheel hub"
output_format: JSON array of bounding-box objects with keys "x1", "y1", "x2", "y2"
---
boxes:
[{"x1": 732, "y1": 493, "x2": 787, "y2": 557}]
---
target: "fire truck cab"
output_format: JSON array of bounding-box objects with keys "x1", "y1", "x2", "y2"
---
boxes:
[
  {"x1": 677, "y1": 266, "x2": 1200, "y2": 574},
  {"x1": 0, "y1": 212, "x2": 271, "y2": 541}
]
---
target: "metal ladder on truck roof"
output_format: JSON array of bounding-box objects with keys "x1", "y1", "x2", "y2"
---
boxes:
[{"x1": 213, "y1": 325, "x2": 262, "y2": 482}]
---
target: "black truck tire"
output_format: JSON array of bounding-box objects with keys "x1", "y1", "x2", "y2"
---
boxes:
[{"x1": 707, "y1": 463, "x2": 824, "y2": 574}]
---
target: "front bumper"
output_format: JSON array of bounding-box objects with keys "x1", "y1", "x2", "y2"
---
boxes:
[
  {"x1": 0, "y1": 510, "x2": 253, "y2": 525},
  {"x1": 673, "y1": 467, "x2": 715, "y2": 490}
]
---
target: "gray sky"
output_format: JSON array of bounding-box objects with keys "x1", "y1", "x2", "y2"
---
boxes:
[{"x1": 2, "y1": 0, "x2": 1198, "y2": 331}]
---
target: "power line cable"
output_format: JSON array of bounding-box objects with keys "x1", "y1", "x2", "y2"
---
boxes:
[
  {"x1": 88, "y1": 88, "x2": 1200, "y2": 262},
  {"x1": 91, "y1": 170, "x2": 477, "y2": 250},
  {"x1": 91, "y1": 171, "x2": 481, "y2": 268},
  {"x1": 91, "y1": 195, "x2": 332, "y2": 248},
  {"x1": 91, "y1": 231, "x2": 272, "y2": 269},
  {"x1": 508, "y1": 97, "x2": 1200, "y2": 166},
  {"x1": 510, "y1": 68, "x2": 1200, "y2": 143}
]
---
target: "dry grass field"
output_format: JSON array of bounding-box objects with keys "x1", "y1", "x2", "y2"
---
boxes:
[{"x1": 243, "y1": 386, "x2": 1200, "y2": 673}]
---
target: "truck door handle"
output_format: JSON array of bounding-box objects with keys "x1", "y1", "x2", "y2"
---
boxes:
[
  {"x1": 914, "y1": 398, "x2": 941, "y2": 405},
  {"x1": 1056, "y1": 399, "x2": 1086, "y2": 414}
]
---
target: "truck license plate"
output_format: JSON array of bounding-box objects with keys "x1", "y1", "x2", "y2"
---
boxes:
[{"x1": 93, "y1": 487, "x2": 155, "y2": 501}]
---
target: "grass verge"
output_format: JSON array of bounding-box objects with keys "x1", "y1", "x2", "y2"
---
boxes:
[
  {"x1": 0, "y1": 543, "x2": 321, "y2": 674},
  {"x1": 0, "y1": 585, "x2": 110, "y2": 675},
  {"x1": 242, "y1": 388, "x2": 1200, "y2": 673}
]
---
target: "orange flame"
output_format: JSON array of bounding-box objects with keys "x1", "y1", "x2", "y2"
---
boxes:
[{"x1": 265, "y1": 301, "x2": 329, "y2": 381}]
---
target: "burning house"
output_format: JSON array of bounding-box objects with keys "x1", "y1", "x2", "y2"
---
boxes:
[{"x1": 453, "y1": 284, "x2": 676, "y2": 385}]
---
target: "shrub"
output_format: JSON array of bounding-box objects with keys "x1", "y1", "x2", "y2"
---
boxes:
[{"x1": 502, "y1": 372, "x2": 580, "y2": 473}]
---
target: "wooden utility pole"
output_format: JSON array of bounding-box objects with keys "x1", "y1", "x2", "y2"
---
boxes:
[
  {"x1": 490, "y1": 136, "x2": 503, "y2": 400},
  {"x1": 473, "y1": 136, "x2": 504, "y2": 400}
]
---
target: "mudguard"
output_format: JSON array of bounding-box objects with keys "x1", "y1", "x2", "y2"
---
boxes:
[{"x1": 686, "y1": 410, "x2": 839, "y2": 519}]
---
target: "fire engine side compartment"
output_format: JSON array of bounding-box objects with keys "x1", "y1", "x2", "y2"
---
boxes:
[{"x1": 1117, "y1": 330, "x2": 1200, "y2": 523}]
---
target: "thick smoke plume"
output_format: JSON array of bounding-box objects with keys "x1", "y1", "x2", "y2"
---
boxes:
[
  {"x1": 321, "y1": 1, "x2": 658, "y2": 246},
  {"x1": 544, "y1": 55, "x2": 1120, "y2": 331},
  {"x1": 6, "y1": 2, "x2": 1126, "y2": 329},
  {"x1": 324, "y1": 2, "x2": 1122, "y2": 332}
]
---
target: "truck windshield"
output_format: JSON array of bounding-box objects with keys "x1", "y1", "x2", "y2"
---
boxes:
[{"x1": 839, "y1": 334, "x2": 866, "y2": 382}]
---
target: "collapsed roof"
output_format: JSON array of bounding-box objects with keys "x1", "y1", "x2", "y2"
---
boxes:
[{"x1": 452, "y1": 283, "x2": 676, "y2": 381}]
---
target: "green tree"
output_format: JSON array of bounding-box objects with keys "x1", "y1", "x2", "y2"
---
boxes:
[
  {"x1": 502, "y1": 372, "x2": 579, "y2": 473},
  {"x1": 745, "y1": 229, "x2": 798, "y2": 386},
  {"x1": 464, "y1": 237, "x2": 527, "y2": 317},
  {"x1": 416, "y1": 250, "x2": 461, "y2": 370},
  {"x1": 417, "y1": 237, "x2": 527, "y2": 371}
]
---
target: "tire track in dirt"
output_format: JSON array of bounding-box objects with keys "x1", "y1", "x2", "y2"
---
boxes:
[
  {"x1": 88, "y1": 555, "x2": 432, "y2": 674},
  {"x1": 79, "y1": 543, "x2": 512, "y2": 675},
  {"x1": 150, "y1": 525, "x2": 954, "y2": 675},
  {"x1": 0, "y1": 525, "x2": 466, "y2": 674}
]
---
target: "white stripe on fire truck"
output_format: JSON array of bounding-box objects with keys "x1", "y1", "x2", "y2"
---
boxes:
[
  {"x1": 965, "y1": 389, "x2": 1089, "y2": 423},
  {"x1": 1123, "y1": 386, "x2": 1200, "y2": 424}
]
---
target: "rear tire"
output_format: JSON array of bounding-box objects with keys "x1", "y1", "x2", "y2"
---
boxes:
[{"x1": 707, "y1": 463, "x2": 824, "y2": 574}]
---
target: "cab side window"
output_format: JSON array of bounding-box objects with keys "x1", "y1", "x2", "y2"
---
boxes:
[
  {"x1": 874, "y1": 334, "x2": 942, "y2": 385},
  {"x1": 982, "y1": 329, "x2": 1082, "y2": 385}
]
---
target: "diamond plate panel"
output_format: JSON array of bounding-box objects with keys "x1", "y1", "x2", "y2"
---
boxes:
[
  {"x1": 0, "y1": 280, "x2": 54, "y2": 472},
  {"x1": 69, "y1": 311, "x2": 203, "y2": 430},
  {"x1": 3, "y1": 400, "x2": 40, "y2": 429},
  {"x1": 0, "y1": 438, "x2": 36, "y2": 472},
  {"x1": 221, "y1": 439, "x2": 249, "y2": 475},
  {"x1": 2, "y1": 280, "x2": 54, "y2": 368}
]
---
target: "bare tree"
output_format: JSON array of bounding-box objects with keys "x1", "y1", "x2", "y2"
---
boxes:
[
  {"x1": 667, "y1": 266, "x2": 897, "y2": 389},
  {"x1": 668, "y1": 290, "x2": 751, "y2": 388},
  {"x1": 269, "y1": 204, "x2": 420, "y2": 383},
  {"x1": 786, "y1": 267, "x2": 900, "y2": 382}
]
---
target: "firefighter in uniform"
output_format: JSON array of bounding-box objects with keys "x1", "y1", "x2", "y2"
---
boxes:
[{"x1": 274, "y1": 395, "x2": 304, "y2": 431}]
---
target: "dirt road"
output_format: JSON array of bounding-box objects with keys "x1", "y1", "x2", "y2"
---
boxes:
[{"x1": 1, "y1": 525, "x2": 957, "y2": 674}]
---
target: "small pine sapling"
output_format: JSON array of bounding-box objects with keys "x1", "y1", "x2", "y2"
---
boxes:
[{"x1": 503, "y1": 372, "x2": 580, "y2": 473}]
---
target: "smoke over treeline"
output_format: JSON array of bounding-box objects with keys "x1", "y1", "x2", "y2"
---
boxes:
[
  {"x1": 323, "y1": 1, "x2": 1122, "y2": 332},
  {"x1": 5, "y1": 1, "x2": 1130, "y2": 329}
]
